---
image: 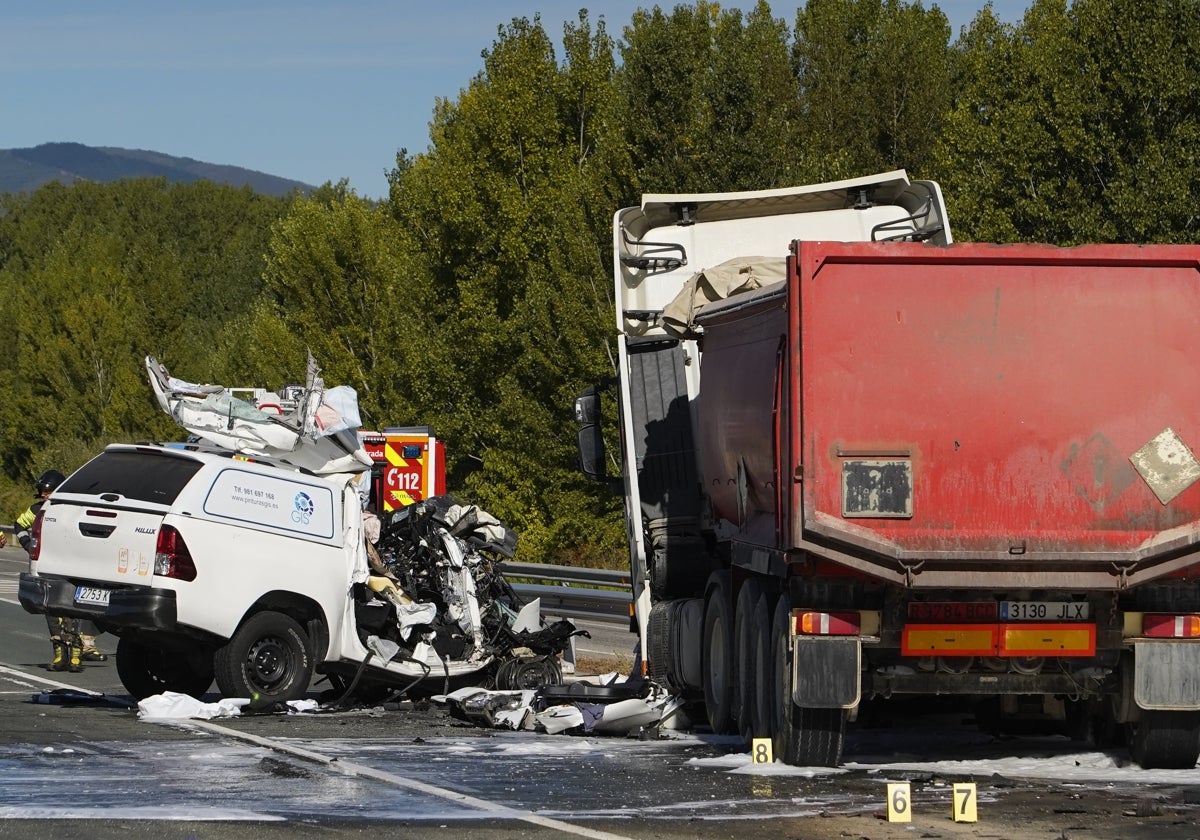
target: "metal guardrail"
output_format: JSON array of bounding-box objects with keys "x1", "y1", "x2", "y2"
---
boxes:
[{"x1": 500, "y1": 562, "x2": 631, "y2": 626}]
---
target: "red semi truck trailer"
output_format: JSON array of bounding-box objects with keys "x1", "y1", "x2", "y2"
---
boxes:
[{"x1": 575, "y1": 171, "x2": 1200, "y2": 769}]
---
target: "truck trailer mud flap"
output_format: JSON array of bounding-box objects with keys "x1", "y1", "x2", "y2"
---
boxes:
[
  {"x1": 1135, "y1": 641, "x2": 1200, "y2": 710},
  {"x1": 792, "y1": 636, "x2": 861, "y2": 708}
]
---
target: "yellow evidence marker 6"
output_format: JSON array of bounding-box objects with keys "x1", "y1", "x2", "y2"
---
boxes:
[
  {"x1": 952, "y1": 782, "x2": 978, "y2": 822},
  {"x1": 886, "y1": 782, "x2": 911, "y2": 822}
]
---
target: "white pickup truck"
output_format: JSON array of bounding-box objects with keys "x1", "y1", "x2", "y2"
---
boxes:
[{"x1": 19, "y1": 357, "x2": 573, "y2": 705}]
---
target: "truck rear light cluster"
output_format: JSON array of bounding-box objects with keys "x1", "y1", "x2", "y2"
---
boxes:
[
  {"x1": 1142, "y1": 614, "x2": 1200, "y2": 638},
  {"x1": 796, "y1": 610, "x2": 860, "y2": 635},
  {"x1": 154, "y1": 525, "x2": 197, "y2": 581}
]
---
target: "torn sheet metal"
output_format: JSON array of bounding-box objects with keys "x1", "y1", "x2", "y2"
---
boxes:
[
  {"x1": 438, "y1": 677, "x2": 684, "y2": 737},
  {"x1": 145, "y1": 354, "x2": 373, "y2": 475},
  {"x1": 332, "y1": 495, "x2": 585, "y2": 695}
]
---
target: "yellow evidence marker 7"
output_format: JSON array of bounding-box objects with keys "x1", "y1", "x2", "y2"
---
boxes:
[
  {"x1": 953, "y1": 782, "x2": 978, "y2": 822},
  {"x1": 886, "y1": 782, "x2": 911, "y2": 822}
]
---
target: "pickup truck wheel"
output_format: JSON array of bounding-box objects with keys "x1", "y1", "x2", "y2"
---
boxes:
[
  {"x1": 115, "y1": 637, "x2": 214, "y2": 700},
  {"x1": 1130, "y1": 711, "x2": 1200, "y2": 769},
  {"x1": 702, "y1": 571, "x2": 736, "y2": 734},
  {"x1": 214, "y1": 612, "x2": 312, "y2": 706},
  {"x1": 772, "y1": 594, "x2": 845, "y2": 766}
]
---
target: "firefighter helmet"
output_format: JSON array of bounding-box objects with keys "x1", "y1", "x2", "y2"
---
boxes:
[{"x1": 35, "y1": 469, "x2": 65, "y2": 495}]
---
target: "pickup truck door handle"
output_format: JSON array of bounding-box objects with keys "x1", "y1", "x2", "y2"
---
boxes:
[{"x1": 78, "y1": 523, "x2": 116, "y2": 538}]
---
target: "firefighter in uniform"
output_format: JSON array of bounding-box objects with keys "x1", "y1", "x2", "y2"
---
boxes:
[{"x1": 17, "y1": 469, "x2": 108, "y2": 671}]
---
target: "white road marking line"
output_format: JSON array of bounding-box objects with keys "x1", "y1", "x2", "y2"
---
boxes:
[
  {"x1": 0, "y1": 660, "x2": 634, "y2": 837},
  {"x1": 0, "y1": 662, "x2": 133, "y2": 705},
  {"x1": 181, "y1": 718, "x2": 637, "y2": 840}
]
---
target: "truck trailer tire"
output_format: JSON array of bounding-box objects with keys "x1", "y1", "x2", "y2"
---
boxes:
[
  {"x1": 115, "y1": 637, "x2": 214, "y2": 700},
  {"x1": 1130, "y1": 711, "x2": 1200, "y2": 769},
  {"x1": 771, "y1": 593, "x2": 845, "y2": 767},
  {"x1": 702, "y1": 571, "x2": 737, "y2": 734},
  {"x1": 735, "y1": 577, "x2": 768, "y2": 741},
  {"x1": 748, "y1": 586, "x2": 775, "y2": 739},
  {"x1": 214, "y1": 611, "x2": 313, "y2": 707}
]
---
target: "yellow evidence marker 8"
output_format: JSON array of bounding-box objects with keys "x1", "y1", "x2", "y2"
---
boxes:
[{"x1": 751, "y1": 737, "x2": 773, "y2": 764}]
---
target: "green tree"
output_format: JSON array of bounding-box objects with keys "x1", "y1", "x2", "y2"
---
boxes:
[
  {"x1": 259, "y1": 183, "x2": 431, "y2": 430},
  {"x1": 618, "y1": 1, "x2": 804, "y2": 192},
  {"x1": 0, "y1": 178, "x2": 291, "y2": 482},
  {"x1": 389, "y1": 13, "x2": 625, "y2": 564},
  {"x1": 935, "y1": 0, "x2": 1200, "y2": 243},
  {"x1": 793, "y1": 0, "x2": 953, "y2": 181}
]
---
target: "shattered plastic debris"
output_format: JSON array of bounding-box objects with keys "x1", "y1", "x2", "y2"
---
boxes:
[{"x1": 436, "y1": 675, "x2": 685, "y2": 737}]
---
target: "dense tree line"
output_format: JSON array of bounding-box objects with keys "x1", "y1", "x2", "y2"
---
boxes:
[{"x1": 0, "y1": 0, "x2": 1197, "y2": 563}]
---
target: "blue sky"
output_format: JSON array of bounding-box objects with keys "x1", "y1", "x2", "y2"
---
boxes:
[{"x1": 3, "y1": 1, "x2": 1026, "y2": 200}]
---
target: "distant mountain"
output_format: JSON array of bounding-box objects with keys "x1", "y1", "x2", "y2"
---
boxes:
[{"x1": 0, "y1": 142, "x2": 315, "y2": 198}]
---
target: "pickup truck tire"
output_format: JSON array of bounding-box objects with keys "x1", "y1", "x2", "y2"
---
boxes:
[
  {"x1": 214, "y1": 611, "x2": 313, "y2": 706},
  {"x1": 115, "y1": 637, "x2": 214, "y2": 700},
  {"x1": 1130, "y1": 710, "x2": 1200, "y2": 769},
  {"x1": 772, "y1": 593, "x2": 845, "y2": 767}
]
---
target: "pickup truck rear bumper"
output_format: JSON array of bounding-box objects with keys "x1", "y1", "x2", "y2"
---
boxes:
[{"x1": 18, "y1": 572, "x2": 178, "y2": 630}]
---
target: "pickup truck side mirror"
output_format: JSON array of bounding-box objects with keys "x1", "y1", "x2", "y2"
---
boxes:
[{"x1": 574, "y1": 387, "x2": 605, "y2": 481}]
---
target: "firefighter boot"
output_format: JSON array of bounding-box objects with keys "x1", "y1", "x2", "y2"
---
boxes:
[
  {"x1": 48, "y1": 640, "x2": 67, "y2": 672},
  {"x1": 67, "y1": 645, "x2": 84, "y2": 673},
  {"x1": 80, "y1": 635, "x2": 108, "y2": 662}
]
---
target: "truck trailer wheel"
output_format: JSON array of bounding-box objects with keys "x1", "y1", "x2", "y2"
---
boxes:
[
  {"x1": 771, "y1": 593, "x2": 845, "y2": 766},
  {"x1": 214, "y1": 611, "x2": 313, "y2": 707},
  {"x1": 702, "y1": 571, "x2": 737, "y2": 734},
  {"x1": 1130, "y1": 711, "x2": 1200, "y2": 769},
  {"x1": 115, "y1": 637, "x2": 214, "y2": 700},
  {"x1": 735, "y1": 578, "x2": 768, "y2": 741}
]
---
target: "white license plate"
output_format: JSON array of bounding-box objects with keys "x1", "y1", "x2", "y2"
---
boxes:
[
  {"x1": 1000, "y1": 600, "x2": 1089, "y2": 621},
  {"x1": 74, "y1": 586, "x2": 110, "y2": 606}
]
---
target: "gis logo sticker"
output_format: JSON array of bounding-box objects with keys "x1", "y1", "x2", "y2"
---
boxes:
[{"x1": 292, "y1": 491, "x2": 315, "y2": 525}]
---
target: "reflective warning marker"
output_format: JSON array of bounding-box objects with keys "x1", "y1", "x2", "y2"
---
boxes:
[
  {"x1": 886, "y1": 782, "x2": 911, "y2": 822},
  {"x1": 953, "y1": 782, "x2": 978, "y2": 822}
]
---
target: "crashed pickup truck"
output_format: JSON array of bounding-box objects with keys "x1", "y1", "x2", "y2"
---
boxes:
[{"x1": 19, "y1": 356, "x2": 578, "y2": 706}]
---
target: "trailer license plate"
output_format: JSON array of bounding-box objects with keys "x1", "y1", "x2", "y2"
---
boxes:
[
  {"x1": 74, "y1": 586, "x2": 110, "y2": 606},
  {"x1": 907, "y1": 602, "x2": 998, "y2": 621},
  {"x1": 1000, "y1": 601, "x2": 1088, "y2": 621}
]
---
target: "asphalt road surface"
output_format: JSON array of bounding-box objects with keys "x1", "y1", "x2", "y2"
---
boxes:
[{"x1": 5, "y1": 546, "x2": 1200, "y2": 839}]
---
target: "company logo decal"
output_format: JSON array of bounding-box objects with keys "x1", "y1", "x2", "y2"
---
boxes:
[{"x1": 292, "y1": 492, "x2": 315, "y2": 525}]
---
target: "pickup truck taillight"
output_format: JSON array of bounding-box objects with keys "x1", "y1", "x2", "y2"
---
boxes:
[
  {"x1": 154, "y1": 525, "x2": 197, "y2": 581},
  {"x1": 28, "y1": 509, "x2": 45, "y2": 562}
]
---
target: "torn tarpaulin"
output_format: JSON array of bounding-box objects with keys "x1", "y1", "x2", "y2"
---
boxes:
[
  {"x1": 136, "y1": 692, "x2": 321, "y2": 720},
  {"x1": 137, "y1": 691, "x2": 250, "y2": 721}
]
